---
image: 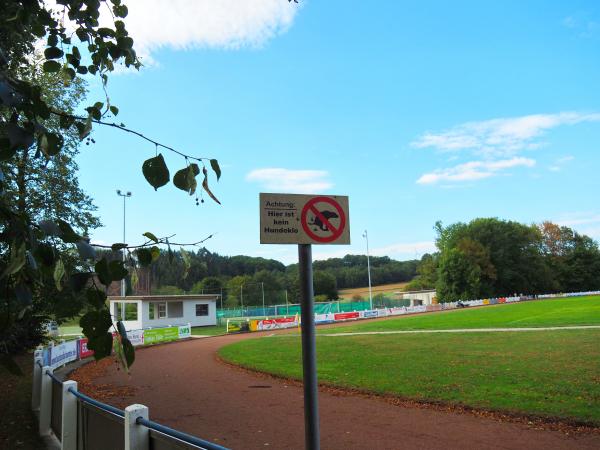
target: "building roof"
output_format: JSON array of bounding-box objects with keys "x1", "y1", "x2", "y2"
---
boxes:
[{"x1": 108, "y1": 294, "x2": 219, "y2": 302}]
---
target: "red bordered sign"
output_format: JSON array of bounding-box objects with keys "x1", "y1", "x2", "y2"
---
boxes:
[{"x1": 301, "y1": 196, "x2": 347, "y2": 243}]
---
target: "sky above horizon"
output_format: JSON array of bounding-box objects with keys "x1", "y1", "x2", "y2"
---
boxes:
[{"x1": 75, "y1": 0, "x2": 600, "y2": 265}]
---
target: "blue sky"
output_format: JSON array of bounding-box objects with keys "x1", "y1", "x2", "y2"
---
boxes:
[{"x1": 76, "y1": 0, "x2": 600, "y2": 264}]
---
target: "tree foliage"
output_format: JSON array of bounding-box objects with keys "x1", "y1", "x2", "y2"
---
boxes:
[
  {"x1": 429, "y1": 218, "x2": 600, "y2": 302},
  {"x1": 0, "y1": 1, "x2": 222, "y2": 368}
]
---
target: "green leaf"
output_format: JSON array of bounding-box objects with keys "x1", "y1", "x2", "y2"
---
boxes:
[
  {"x1": 142, "y1": 154, "x2": 169, "y2": 191},
  {"x1": 80, "y1": 310, "x2": 113, "y2": 338},
  {"x1": 130, "y1": 268, "x2": 139, "y2": 289},
  {"x1": 6, "y1": 123, "x2": 34, "y2": 150},
  {"x1": 57, "y1": 219, "x2": 81, "y2": 243},
  {"x1": 122, "y1": 337, "x2": 135, "y2": 367},
  {"x1": 143, "y1": 232, "x2": 159, "y2": 243},
  {"x1": 114, "y1": 4, "x2": 129, "y2": 18},
  {"x1": 54, "y1": 258, "x2": 65, "y2": 291},
  {"x1": 109, "y1": 105, "x2": 119, "y2": 116},
  {"x1": 76, "y1": 240, "x2": 96, "y2": 260},
  {"x1": 44, "y1": 46, "x2": 64, "y2": 59},
  {"x1": 47, "y1": 35, "x2": 58, "y2": 47},
  {"x1": 1, "y1": 243, "x2": 26, "y2": 279},
  {"x1": 43, "y1": 60, "x2": 61, "y2": 73},
  {"x1": 86, "y1": 288, "x2": 107, "y2": 309},
  {"x1": 150, "y1": 246, "x2": 160, "y2": 261},
  {"x1": 202, "y1": 167, "x2": 221, "y2": 205},
  {"x1": 89, "y1": 332, "x2": 113, "y2": 360},
  {"x1": 78, "y1": 115, "x2": 93, "y2": 140},
  {"x1": 95, "y1": 258, "x2": 111, "y2": 285},
  {"x1": 38, "y1": 220, "x2": 60, "y2": 237},
  {"x1": 76, "y1": 28, "x2": 89, "y2": 42},
  {"x1": 181, "y1": 247, "x2": 191, "y2": 279},
  {"x1": 173, "y1": 165, "x2": 197, "y2": 195},
  {"x1": 210, "y1": 159, "x2": 221, "y2": 181},
  {"x1": 135, "y1": 248, "x2": 152, "y2": 267},
  {"x1": 38, "y1": 132, "x2": 63, "y2": 156},
  {"x1": 116, "y1": 321, "x2": 128, "y2": 340},
  {"x1": 34, "y1": 243, "x2": 55, "y2": 267},
  {"x1": 70, "y1": 272, "x2": 91, "y2": 293},
  {"x1": 109, "y1": 260, "x2": 128, "y2": 281}
]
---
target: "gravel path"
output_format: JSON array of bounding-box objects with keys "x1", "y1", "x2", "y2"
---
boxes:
[{"x1": 73, "y1": 330, "x2": 600, "y2": 450}]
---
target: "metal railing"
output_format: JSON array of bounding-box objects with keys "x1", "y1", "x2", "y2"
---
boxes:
[{"x1": 33, "y1": 357, "x2": 230, "y2": 450}]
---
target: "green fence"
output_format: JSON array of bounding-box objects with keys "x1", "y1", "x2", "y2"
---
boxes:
[{"x1": 216, "y1": 297, "x2": 411, "y2": 322}]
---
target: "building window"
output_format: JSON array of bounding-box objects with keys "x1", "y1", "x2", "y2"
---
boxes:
[
  {"x1": 158, "y1": 303, "x2": 167, "y2": 318},
  {"x1": 124, "y1": 303, "x2": 138, "y2": 321},
  {"x1": 114, "y1": 302, "x2": 122, "y2": 321},
  {"x1": 196, "y1": 304, "x2": 209, "y2": 316},
  {"x1": 114, "y1": 302, "x2": 138, "y2": 321},
  {"x1": 149, "y1": 302, "x2": 167, "y2": 320},
  {"x1": 167, "y1": 301, "x2": 183, "y2": 318}
]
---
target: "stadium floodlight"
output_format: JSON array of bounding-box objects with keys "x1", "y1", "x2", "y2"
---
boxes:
[
  {"x1": 116, "y1": 189, "x2": 133, "y2": 296},
  {"x1": 363, "y1": 230, "x2": 373, "y2": 310}
]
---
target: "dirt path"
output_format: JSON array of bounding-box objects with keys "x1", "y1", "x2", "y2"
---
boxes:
[{"x1": 73, "y1": 332, "x2": 600, "y2": 450}]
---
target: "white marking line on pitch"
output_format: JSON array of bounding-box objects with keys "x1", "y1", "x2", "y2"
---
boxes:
[{"x1": 317, "y1": 325, "x2": 600, "y2": 337}]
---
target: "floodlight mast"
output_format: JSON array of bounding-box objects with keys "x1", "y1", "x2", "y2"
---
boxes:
[
  {"x1": 116, "y1": 190, "x2": 132, "y2": 297},
  {"x1": 363, "y1": 230, "x2": 373, "y2": 310}
]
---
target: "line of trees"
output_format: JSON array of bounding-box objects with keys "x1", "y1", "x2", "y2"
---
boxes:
[
  {"x1": 406, "y1": 219, "x2": 600, "y2": 302},
  {"x1": 141, "y1": 251, "x2": 418, "y2": 307}
]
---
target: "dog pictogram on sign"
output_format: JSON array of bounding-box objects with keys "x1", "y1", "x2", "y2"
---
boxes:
[
  {"x1": 260, "y1": 193, "x2": 350, "y2": 245},
  {"x1": 301, "y1": 196, "x2": 346, "y2": 243}
]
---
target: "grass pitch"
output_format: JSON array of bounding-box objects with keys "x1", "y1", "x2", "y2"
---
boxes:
[
  {"x1": 219, "y1": 296, "x2": 600, "y2": 424},
  {"x1": 321, "y1": 295, "x2": 600, "y2": 333}
]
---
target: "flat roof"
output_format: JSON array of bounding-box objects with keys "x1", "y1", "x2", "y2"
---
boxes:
[{"x1": 108, "y1": 295, "x2": 219, "y2": 302}]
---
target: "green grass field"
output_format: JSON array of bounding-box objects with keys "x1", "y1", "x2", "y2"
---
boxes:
[
  {"x1": 320, "y1": 296, "x2": 600, "y2": 333},
  {"x1": 219, "y1": 296, "x2": 600, "y2": 424}
]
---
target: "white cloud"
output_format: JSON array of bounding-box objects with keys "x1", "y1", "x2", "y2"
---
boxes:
[
  {"x1": 417, "y1": 157, "x2": 536, "y2": 185},
  {"x1": 548, "y1": 155, "x2": 574, "y2": 172},
  {"x1": 119, "y1": 0, "x2": 300, "y2": 61},
  {"x1": 246, "y1": 168, "x2": 333, "y2": 194},
  {"x1": 412, "y1": 112, "x2": 600, "y2": 157}
]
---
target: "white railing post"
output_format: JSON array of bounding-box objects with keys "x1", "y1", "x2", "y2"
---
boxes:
[
  {"x1": 32, "y1": 348, "x2": 43, "y2": 411},
  {"x1": 61, "y1": 380, "x2": 77, "y2": 450},
  {"x1": 125, "y1": 404, "x2": 149, "y2": 450},
  {"x1": 39, "y1": 366, "x2": 52, "y2": 435}
]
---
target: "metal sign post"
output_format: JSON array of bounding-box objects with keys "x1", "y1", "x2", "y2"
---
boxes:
[
  {"x1": 259, "y1": 192, "x2": 350, "y2": 450},
  {"x1": 298, "y1": 243, "x2": 320, "y2": 450}
]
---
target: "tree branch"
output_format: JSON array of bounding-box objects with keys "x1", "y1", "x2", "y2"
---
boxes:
[
  {"x1": 49, "y1": 109, "x2": 212, "y2": 163},
  {"x1": 90, "y1": 233, "x2": 215, "y2": 250}
]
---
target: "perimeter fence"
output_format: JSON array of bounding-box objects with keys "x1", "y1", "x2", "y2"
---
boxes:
[
  {"x1": 225, "y1": 290, "x2": 600, "y2": 333},
  {"x1": 32, "y1": 328, "x2": 229, "y2": 450},
  {"x1": 216, "y1": 298, "x2": 411, "y2": 323}
]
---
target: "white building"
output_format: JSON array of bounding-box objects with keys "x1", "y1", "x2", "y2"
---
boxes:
[
  {"x1": 108, "y1": 294, "x2": 218, "y2": 331},
  {"x1": 400, "y1": 290, "x2": 437, "y2": 307}
]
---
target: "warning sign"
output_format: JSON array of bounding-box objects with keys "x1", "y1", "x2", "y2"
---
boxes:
[{"x1": 260, "y1": 193, "x2": 350, "y2": 245}]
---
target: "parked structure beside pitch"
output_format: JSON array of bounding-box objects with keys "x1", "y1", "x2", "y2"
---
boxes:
[{"x1": 108, "y1": 294, "x2": 218, "y2": 331}]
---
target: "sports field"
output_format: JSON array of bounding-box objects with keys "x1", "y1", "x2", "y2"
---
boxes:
[
  {"x1": 321, "y1": 295, "x2": 600, "y2": 333},
  {"x1": 219, "y1": 296, "x2": 600, "y2": 425}
]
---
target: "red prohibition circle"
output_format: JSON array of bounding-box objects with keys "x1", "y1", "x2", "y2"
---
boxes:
[{"x1": 301, "y1": 196, "x2": 346, "y2": 243}]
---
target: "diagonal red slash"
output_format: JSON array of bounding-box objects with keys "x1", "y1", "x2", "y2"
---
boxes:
[{"x1": 309, "y1": 204, "x2": 339, "y2": 235}]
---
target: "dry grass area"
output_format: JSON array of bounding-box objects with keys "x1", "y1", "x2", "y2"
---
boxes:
[{"x1": 338, "y1": 282, "x2": 410, "y2": 299}]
